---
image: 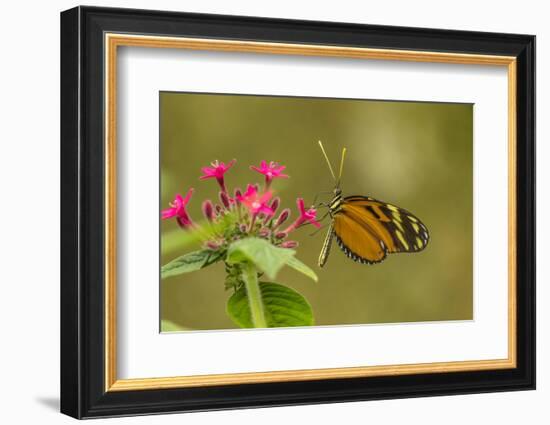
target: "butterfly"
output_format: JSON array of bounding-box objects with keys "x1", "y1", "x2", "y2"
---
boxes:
[{"x1": 315, "y1": 141, "x2": 430, "y2": 267}]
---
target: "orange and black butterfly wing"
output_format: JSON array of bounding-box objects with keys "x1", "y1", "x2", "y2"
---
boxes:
[
  {"x1": 333, "y1": 210, "x2": 387, "y2": 264},
  {"x1": 333, "y1": 196, "x2": 429, "y2": 264}
]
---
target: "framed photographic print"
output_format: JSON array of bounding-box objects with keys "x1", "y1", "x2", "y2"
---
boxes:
[{"x1": 60, "y1": 6, "x2": 535, "y2": 419}]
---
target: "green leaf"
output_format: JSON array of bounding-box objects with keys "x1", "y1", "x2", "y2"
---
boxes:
[
  {"x1": 286, "y1": 256, "x2": 318, "y2": 282},
  {"x1": 226, "y1": 237, "x2": 295, "y2": 280},
  {"x1": 227, "y1": 282, "x2": 314, "y2": 328},
  {"x1": 161, "y1": 319, "x2": 192, "y2": 332},
  {"x1": 161, "y1": 249, "x2": 222, "y2": 279}
]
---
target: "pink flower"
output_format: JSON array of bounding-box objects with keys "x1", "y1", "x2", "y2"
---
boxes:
[
  {"x1": 250, "y1": 160, "x2": 288, "y2": 188},
  {"x1": 200, "y1": 159, "x2": 236, "y2": 192},
  {"x1": 236, "y1": 185, "x2": 274, "y2": 217},
  {"x1": 284, "y1": 198, "x2": 321, "y2": 233},
  {"x1": 161, "y1": 188, "x2": 194, "y2": 228}
]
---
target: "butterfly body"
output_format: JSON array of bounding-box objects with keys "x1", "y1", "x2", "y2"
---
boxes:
[{"x1": 315, "y1": 142, "x2": 429, "y2": 267}]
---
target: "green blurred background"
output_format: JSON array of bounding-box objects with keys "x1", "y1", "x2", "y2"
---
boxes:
[{"x1": 160, "y1": 92, "x2": 473, "y2": 331}]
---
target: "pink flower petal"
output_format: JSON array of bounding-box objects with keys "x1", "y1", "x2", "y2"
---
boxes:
[
  {"x1": 259, "y1": 190, "x2": 273, "y2": 204},
  {"x1": 259, "y1": 205, "x2": 275, "y2": 216},
  {"x1": 308, "y1": 217, "x2": 322, "y2": 228},
  {"x1": 181, "y1": 188, "x2": 194, "y2": 205},
  {"x1": 296, "y1": 198, "x2": 306, "y2": 215},
  {"x1": 161, "y1": 208, "x2": 177, "y2": 219}
]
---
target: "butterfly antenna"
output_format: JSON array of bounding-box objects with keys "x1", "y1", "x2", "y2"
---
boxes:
[
  {"x1": 318, "y1": 140, "x2": 337, "y2": 182},
  {"x1": 338, "y1": 147, "x2": 347, "y2": 185}
]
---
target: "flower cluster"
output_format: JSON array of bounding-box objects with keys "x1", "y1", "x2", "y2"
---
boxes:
[{"x1": 162, "y1": 159, "x2": 321, "y2": 251}]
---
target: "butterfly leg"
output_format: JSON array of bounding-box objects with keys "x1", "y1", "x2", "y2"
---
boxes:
[{"x1": 317, "y1": 209, "x2": 331, "y2": 221}]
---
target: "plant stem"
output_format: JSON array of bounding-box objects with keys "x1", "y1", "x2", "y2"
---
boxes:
[
  {"x1": 248, "y1": 213, "x2": 257, "y2": 233},
  {"x1": 241, "y1": 262, "x2": 267, "y2": 328}
]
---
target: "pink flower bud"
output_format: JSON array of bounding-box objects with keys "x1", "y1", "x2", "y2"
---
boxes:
[
  {"x1": 219, "y1": 191, "x2": 231, "y2": 209},
  {"x1": 202, "y1": 200, "x2": 214, "y2": 222},
  {"x1": 258, "y1": 228, "x2": 271, "y2": 238},
  {"x1": 206, "y1": 240, "x2": 221, "y2": 250},
  {"x1": 275, "y1": 231, "x2": 287, "y2": 239},
  {"x1": 264, "y1": 197, "x2": 280, "y2": 224},
  {"x1": 270, "y1": 197, "x2": 280, "y2": 213},
  {"x1": 281, "y1": 240, "x2": 298, "y2": 248},
  {"x1": 275, "y1": 208, "x2": 290, "y2": 227}
]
